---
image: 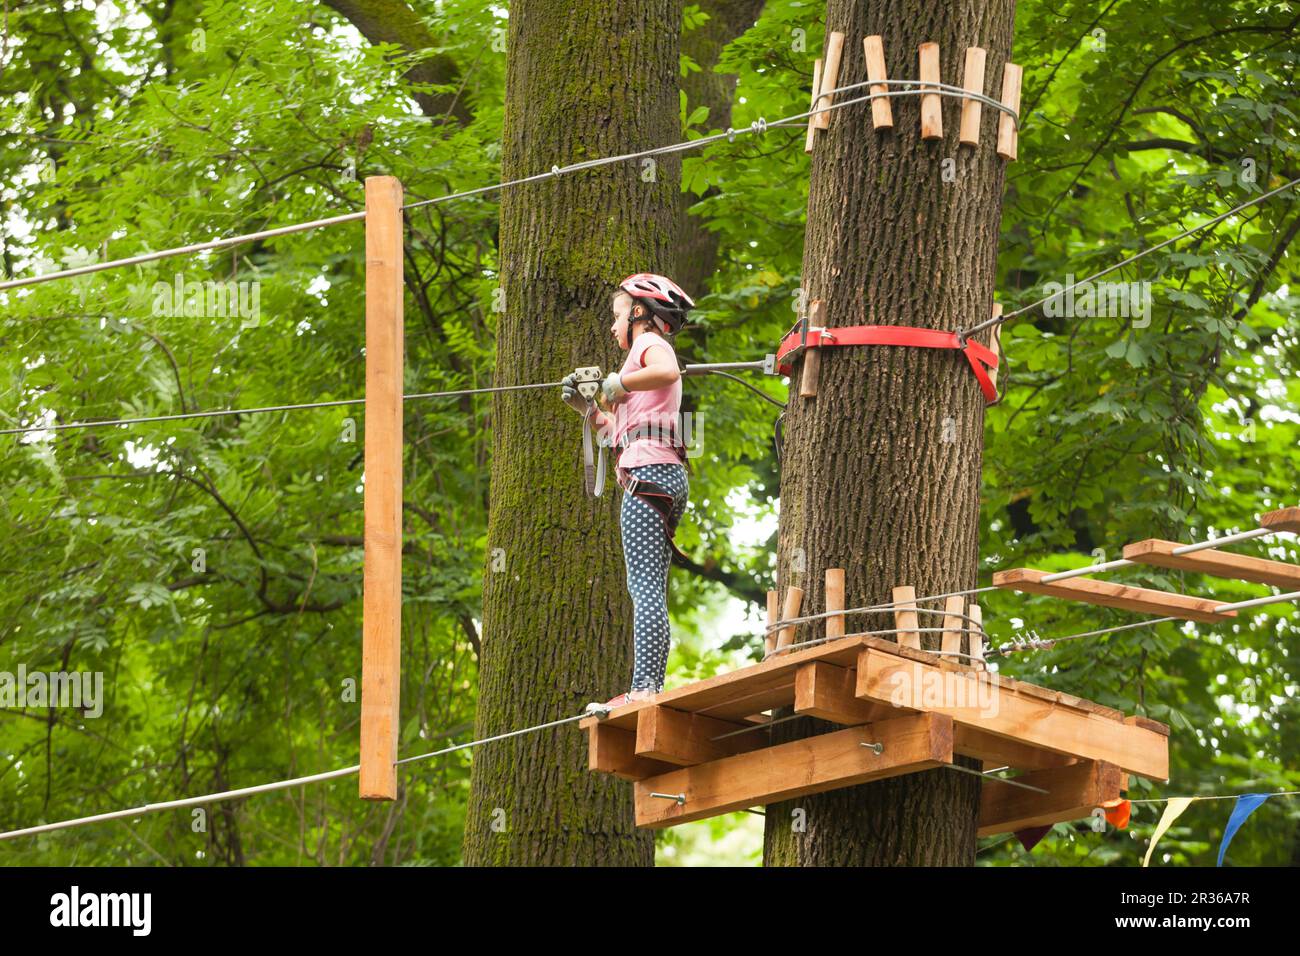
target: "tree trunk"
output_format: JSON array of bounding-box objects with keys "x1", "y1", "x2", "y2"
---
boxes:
[
  {"x1": 463, "y1": 0, "x2": 684, "y2": 866},
  {"x1": 763, "y1": 0, "x2": 1016, "y2": 867}
]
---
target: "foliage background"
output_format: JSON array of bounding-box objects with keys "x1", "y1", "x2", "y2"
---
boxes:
[{"x1": 0, "y1": 0, "x2": 1296, "y2": 865}]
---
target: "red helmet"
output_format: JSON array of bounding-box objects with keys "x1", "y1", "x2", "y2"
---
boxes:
[{"x1": 617, "y1": 273, "x2": 694, "y2": 334}]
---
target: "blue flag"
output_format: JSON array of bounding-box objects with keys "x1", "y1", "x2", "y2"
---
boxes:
[{"x1": 1217, "y1": 793, "x2": 1270, "y2": 867}]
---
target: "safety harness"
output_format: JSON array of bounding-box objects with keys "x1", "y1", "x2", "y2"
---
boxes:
[
  {"x1": 570, "y1": 366, "x2": 691, "y2": 564},
  {"x1": 775, "y1": 323, "x2": 1000, "y2": 403}
]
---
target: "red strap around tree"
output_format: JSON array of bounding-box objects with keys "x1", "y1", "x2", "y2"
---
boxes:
[{"x1": 775, "y1": 324, "x2": 1000, "y2": 403}]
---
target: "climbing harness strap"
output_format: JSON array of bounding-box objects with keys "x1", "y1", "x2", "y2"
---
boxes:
[
  {"x1": 622, "y1": 475, "x2": 691, "y2": 565},
  {"x1": 775, "y1": 324, "x2": 1000, "y2": 403},
  {"x1": 582, "y1": 406, "x2": 608, "y2": 497}
]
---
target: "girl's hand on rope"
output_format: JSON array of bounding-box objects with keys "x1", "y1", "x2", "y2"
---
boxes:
[
  {"x1": 599, "y1": 371, "x2": 629, "y2": 405},
  {"x1": 560, "y1": 373, "x2": 594, "y2": 415}
]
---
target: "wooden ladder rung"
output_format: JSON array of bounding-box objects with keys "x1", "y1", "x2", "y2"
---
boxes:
[
  {"x1": 992, "y1": 568, "x2": 1236, "y2": 623},
  {"x1": 1123, "y1": 538, "x2": 1300, "y2": 589}
]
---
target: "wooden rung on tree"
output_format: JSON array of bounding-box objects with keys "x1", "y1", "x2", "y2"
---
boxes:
[
  {"x1": 940, "y1": 594, "x2": 964, "y2": 659},
  {"x1": 800, "y1": 299, "x2": 825, "y2": 397},
  {"x1": 967, "y1": 602, "x2": 985, "y2": 667},
  {"x1": 958, "y1": 46, "x2": 987, "y2": 146},
  {"x1": 996, "y1": 62, "x2": 1022, "y2": 161},
  {"x1": 892, "y1": 585, "x2": 921, "y2": 649},
  {"x1": 918, "y1": 42, "x2": 943, "y2": 140},
  {"x1": 1123, "y1": 539, "x2": 1300, "y2": 589},
  {"x1": 993, "y1": 568, "x2": 1237, "y2": 624},
  {"x1": 813, "y1": 32, "x2": 845, "y2": 131},
  {"x1": 987, "y1": 303, "x2": 1004, "y2": 395},
  {"x1": 863, "y1": 35, "x2": 893, "y2": 129},
  {"x1": 765, "y1": 589, "x2": 779, "y2": 654},
  {"x1": 1260, "y1": 506, "x2": 1300, "y2": 533},
  {"x1": 777, "y1": 585, "x2": 804, "y2": 649},
  {"x1": 804, "y1": 57, "x2": 824, "y2": 153},
  {"x1": 825, "y1": 567, "x2": 846, "y2": 640}
]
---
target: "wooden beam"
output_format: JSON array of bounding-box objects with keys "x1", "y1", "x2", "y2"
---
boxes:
[
  {"x1": 992, "y1": 567, "x2": 1237, "y2": 624},
  {"x1": 893, "y1": 585, "x2": 921, "y2": 649},
  {"x1": 940, "y1": 595, "x2": 964, "y2": 659},
  {"x1": 777, "y1": 585, "x2": 804, "y2": 649},
  {"x1": 1260, "y1": 506, "x2": 1300, "y2": 534},
  {"x1": 765, "y1": 589, "x2": 779, "y2": 655},
  {"x1": 794, "y1": 661, "x2": 897, "y2": 724},
  {"x1": 996, "y1": 62, "x2": 1022, "y2": 160},
  {"x1": 588, "y1": 723, "x2": 678, "y2": 780},
  {"x1": 359, "y1": 175, "x2": 404, "y2": 802},
  {"x1": 958, "y1": 46, "x2": 987, "y2": 146},
  {"x1": 979, "y1": 760, "x2": 1124, "y2": 837},
  {"x1": 800, "y1": 299, "x2": 825, "y2": 397},
  {"x1": 825, "y1": 567, "x2": 846, "y2": 640},
  {"x1": 633, "y1": 713, "x2": 953, "y2": 828},
  {"x1": 1123, "y1": 538, "x2": 1300, "y2": 589},
  {"x1": 863, "y1": 35, "x2": 893, "y2": 129},
  {"x1": 918, "y1": 42, "x2": 943, "y2": 139},
  {"x1": 804, "y1": 57, "x2": 823, "y2": 153},
  {"x1": 813, "y1": 32, "x2": 845, "y2": 130},
  {"x1": 634, "y1": 705, "x2": 762, "y2": 765},
  {"x1": 856, "y1": 649, "x2": 1170, "y2": 779}
]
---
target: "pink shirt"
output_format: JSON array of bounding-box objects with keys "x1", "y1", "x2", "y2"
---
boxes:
[{"x1": 611, "y1": 331, "x2": 683, "y2": 482}]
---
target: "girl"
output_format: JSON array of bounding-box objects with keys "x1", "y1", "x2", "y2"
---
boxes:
[{"x1": 562, "y1": 273, "x2": 694, "y2": 707}]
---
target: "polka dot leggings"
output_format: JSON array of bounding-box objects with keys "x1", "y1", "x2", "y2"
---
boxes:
[{"x1": 620, "y1": 463, "x2": 689, "y2": 694}]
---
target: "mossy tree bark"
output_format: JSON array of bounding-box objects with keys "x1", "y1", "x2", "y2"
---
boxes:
[
  {"x1": 463, "y1": 0, "x2": 684, "y2": 866},
  {"x1": 762, "y1": 0, "x2": 1016, "y2": 866}
]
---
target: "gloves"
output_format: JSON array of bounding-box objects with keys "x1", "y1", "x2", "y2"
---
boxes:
[
  {"x1": 561, "y1": 372, "x2": 592, "y2": 415},
  {"x1": 600, "y1": 371, "x2": 628, "y2": 404}
]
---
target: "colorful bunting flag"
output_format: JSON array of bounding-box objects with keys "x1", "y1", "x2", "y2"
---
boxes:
[
  {"x1": 1143, "y1": 797, "x2": 1194, "y2": 867},
  {"x1": 1217, "y1": 793, "x2": 1270, "y2": 867}
]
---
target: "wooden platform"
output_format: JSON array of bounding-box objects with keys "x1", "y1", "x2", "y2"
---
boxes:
[{"x1": 580, "y1": 635, "x2": 1167, "y2": 830}]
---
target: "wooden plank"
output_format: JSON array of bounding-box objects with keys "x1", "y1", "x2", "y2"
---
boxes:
[
  {"x1": 957, "y1": 726, "x2": 1077, "y2": 772},
  {"x1": 978, "y1": 760, "x2": 1124, "y2": 837},
  {"x1": 1261, "y1": 506, "x2": 1300, "y2": 533},
  {"x1": 359, "y1": 175, "x2": 404, "y2": 802},
  {"x1": 993, "y1": 567, "x2": 1237, "y2": 624},
  {"x1": 856, "y1": 649, "x2": 1170, "y2": 780},
  {"x1": 794, "y1": 661, "x2": 899, "y2": 724},
  {"x1": 814, "y1": 32, "x2": 846, "y2": 130},
  {"x1": 863, "y1": 35, "x2": 893, "y2": 129},
  {"x1": 588, "y1": 723, "x2": 678, "y2": 780},
  {"x1": 804, "y1": 57, "x2": 823, "y2": 153},
  {"x1": 578, "y1": 633, "x2": 872, "y2": 732},
  {"x1": 1123, "y1": 538, "x2": 1300, "y2": 588},
  {"x1": 634, "y1": 705, "x2": 762, "y2": 766},
  {"x1": 987, "y1": 303, "x2": 1004, "y2": 394},
  {"x1": 633, "y1": 713, "x2": 954, "y2": 828},
  {"x1": 800, "y1": 299, "x2": 825, "y2": 397},
  {"x1": 940, "y1": 595, "x2": 965, "y2": 659},
  {"x1": 996, "y1": 62, "x2": 1022, "y2": 160},
  {"x1": 777, "y1": 585, "x2": 804, "y2": 649},
  {"x1": 893, "y1": 585, "x2": 921, "y2": 649},
  {"x1": 958, "y1": 46, "x2": 987, "y2": 146},
  {"x1": 765, "y1": 588, "x2": 779, "y2": 655},
  {"x1": 918, "y1": 42, "x2": 942, "y2": 139},
  {"x1": 968, "y1": 602, "x2": 985, "y2": 667},
  {"x1": 825, "y1": 567, "x2": 845, "y2": 640},
  {"x1": 1125, "y1": 714, "x2": 1171, "y2": 737}
]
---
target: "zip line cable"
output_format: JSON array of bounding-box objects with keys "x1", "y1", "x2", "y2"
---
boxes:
[
  {"x1": 1, "y1": 361, "x2": 777, "y2": 437},
  {"x1": 0, "y1": 711, "x2": 591, "y2": 841},
  {"x1": 960, "y1": 174, "x2": 1300, "y2": 338},
  {"x1": 0, "y1": 80, "x2": 1013, "y2": 293}
]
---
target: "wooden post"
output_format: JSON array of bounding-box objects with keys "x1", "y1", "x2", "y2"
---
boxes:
[
  {"x1": 967, "y1": 603, "x2": 985, "y2": 669},
  {"x1": 825, "y1": 568, "x2": 845, "y2": 640},
  {"x1": 863, "y1": 35, "x2": 893, "y2": 129},
  {"x1": 360, "y1": 175, "x2": 404, "y2": 801},
  {"x1": 958, "y1": 47, "x2": 987, "y2": 147},
  {"x1": 918, "y1": 42, "x2": 942, "y2": 140},
  {"x1": 800, "y1": 298, "x2": 825, "y2": 398},
  {"x1": 988, "y1": 302, "x2": 1004, "y2": 395},
  {"x1": 765, "y1": 589, "x2": 779, "y2": 655},
  {"x1": 893, "y1": 585, "x2": 921, "y2": 649},
  {"x1": 997, "y1": 62, "x2": 1023, "y2": 161},
  {"x1": 804, "y1": 57, "x2": 824, "y2": 153},
  {"x1": 940, "y1": 594, "x2": 965, "y2": 660},
  {"x1": 814, "y1": 32, "x2": 845, "y2": 130},
  {"x1": 777, "y1": 586, "x2": 804, "y2": 649}
]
